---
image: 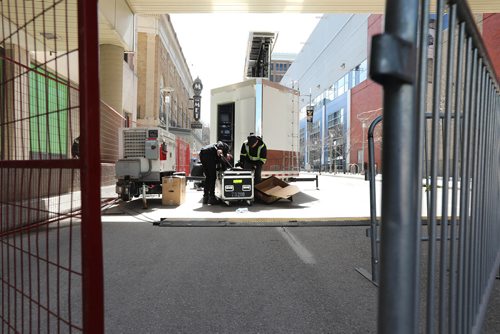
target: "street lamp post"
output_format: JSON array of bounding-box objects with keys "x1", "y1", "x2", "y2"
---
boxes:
[
  {"x1": 307, "y1": 89, "x2": 313, "y2": 171},
  {"x1": 361, "y1": 122, "x2": 366, "y2": 173},
  {"x1": 301, "y1": 90, "x2": 313, "y2": 171},
  {"x1": 320, "y1": 100, "x2": 325, "y2": 174},
  {"x1": 292, "y1": 80, "x2": 320, "y2": 173},
  {"x1": 328, "y1": 130, "x2": 337, "y2": 174},
  {"x1": 329, "y1": 133, "x2": 333, "y2": 173}
]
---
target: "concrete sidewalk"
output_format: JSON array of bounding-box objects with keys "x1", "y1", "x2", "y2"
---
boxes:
[{"x1": 102, "y1": 173, "x2": 379, "y2": 224}]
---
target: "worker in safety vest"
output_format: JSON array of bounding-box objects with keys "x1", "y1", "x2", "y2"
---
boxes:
[
  {"x1": 199, "y1": 141, "x2": 232, "y2": 205},
  {"x1": 238, "y1": 134, "x2": 267, "y2": 185}
]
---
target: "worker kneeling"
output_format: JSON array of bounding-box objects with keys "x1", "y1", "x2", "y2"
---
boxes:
[
  {"x1": 238, "y1": 134, "x2": 267, "y2": 185},
  {"x1": 199, "y1": 141, "x2": 232, "y2": 205}
]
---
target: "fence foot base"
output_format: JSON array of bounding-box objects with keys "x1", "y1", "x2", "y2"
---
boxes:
[{"x1": 355, "y1": 267, "x2": 379, "y2": 287}]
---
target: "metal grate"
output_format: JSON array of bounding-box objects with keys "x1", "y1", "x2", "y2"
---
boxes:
[{"x1": 123, "y1": 129, "x2": 147, "y2": 158}]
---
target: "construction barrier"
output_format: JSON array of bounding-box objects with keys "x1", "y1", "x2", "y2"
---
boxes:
[
  {"x1": 0, "y1": 1, "x2": 103, "y2": 332},
  {"x1": 370, "y1": 0, "x2": 500, "y2": 333}
]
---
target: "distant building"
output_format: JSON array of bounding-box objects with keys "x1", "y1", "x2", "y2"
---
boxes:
[
  {"x1": 282, "y1": 14, "x2": 374, "y2": 173},
  {"x1": 136, "y1": 14, "x2": 204, "y2": 170},
  {"x1": 284, "y1": 12, "x2": 500, "y2": 174},
  {"x1": 270, "y1": 53, "x2": 296, "y2": 83}
]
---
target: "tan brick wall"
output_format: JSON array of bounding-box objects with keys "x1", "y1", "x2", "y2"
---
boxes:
[
  {"x1": 99, "y1": 44, "x2": 124, "y2": 114},
  {"x1": 136, "y1": 31, "x2": 193, "y2": 129},
  {"x1": 3, "y1": 46, "x2": 30, "y2": 160},
  {"x1": 136, "y1": 32, "x2": 149, "y2": 120}
]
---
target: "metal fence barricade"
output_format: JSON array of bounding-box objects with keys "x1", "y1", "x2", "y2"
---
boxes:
[
  {"x1": 356, "y1": 115, "x2": 383, "y2": 286},
  {"x1": 0, "y1": 1, "x2": 103, "y2": 332},
  {"x1": 371, "y1": 0, "x2": 499, "y2": 333}
]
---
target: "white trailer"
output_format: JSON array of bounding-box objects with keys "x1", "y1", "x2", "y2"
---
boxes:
[
  {"x1": 210, "y1": 78, "x2": 300, "y2": 179},
  {"x1": 115, "y1": 127, "x2": 176, "y2": 201}
]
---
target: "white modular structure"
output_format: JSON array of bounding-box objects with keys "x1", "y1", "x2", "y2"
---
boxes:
[{"x1": 210, "y1": 79, "x2": 300, "y2": 179}]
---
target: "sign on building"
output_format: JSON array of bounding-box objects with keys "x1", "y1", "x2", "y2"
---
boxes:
[
  {"x1": 192, "y1": 77, "x2": 203, "y2": 121},
  {"x1": 193, "y1": 96, "x2": 201, "y2": 121},
  {"x1": 191, "y1": 121, "x2": 202, "y2": 129},
  {"x1": 306, "y1": 106, "x2": 314, "y2": 123}
]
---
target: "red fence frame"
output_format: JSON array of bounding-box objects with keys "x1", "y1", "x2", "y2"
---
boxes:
[
  {"x1": 0, "y1": 0, "x2": 104, "y2": 331},
  {"x1": 78, "y1": 0, "x2": 104, "y2": 332}
]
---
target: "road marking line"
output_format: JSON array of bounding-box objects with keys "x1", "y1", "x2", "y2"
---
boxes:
[{"x1": 276, "y1": 227, "x2": 316, "y2": 265}]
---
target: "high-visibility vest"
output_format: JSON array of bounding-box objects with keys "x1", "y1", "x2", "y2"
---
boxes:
[{"x1": 243, "y1": 142, "x2": 267, "y2": 164}]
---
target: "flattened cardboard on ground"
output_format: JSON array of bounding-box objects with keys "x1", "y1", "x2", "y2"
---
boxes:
[{"x1": 254, "y1": 176, "x2": 300, "y2": 204}]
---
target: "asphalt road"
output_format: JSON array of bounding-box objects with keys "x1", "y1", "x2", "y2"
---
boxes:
[
  {"x1": 99, "y1": 173, "x2": 500, "y2": 333},
  {"x1": 102, "y1": 221, "x2": 378, "y2": 333},
  {"x1": 7, "y1": 174, "x2": 497, "y2": 333},
  {"x1": 101, "y1": 219, "x2": 500, "y2": 333},
  {"x1": 6, "y1": 197, "x2": 497, "y2": 333}
]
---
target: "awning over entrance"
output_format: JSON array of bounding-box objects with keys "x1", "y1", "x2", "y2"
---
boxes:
[
  {"x1": 3, "y1": 1, "x2": 496, "y2": 54},
  {"x1": 125, "y1": 0, "x2": 498, "y2": 14}
]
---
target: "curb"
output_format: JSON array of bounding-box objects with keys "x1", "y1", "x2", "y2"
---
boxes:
[{"x1": 154, "y1": 217, "x2": 372, "y2": 227}]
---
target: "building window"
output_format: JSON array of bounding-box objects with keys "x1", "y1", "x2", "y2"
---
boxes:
[
  {"x1": 326, "y1": 86, "x2": 334, "y2": 101},
  {"x1": 327, "y1": 114, "x2": 334, "y2": 128},
  {"x1": 327, "y1": 108, "x2": 344, "y2": 129},
  {"x1": 336, "y1": 74, "x2": 350, "y2": 97},
  {"x1": 353, "y1": 66, "x2": 361, "y2": 86},
  {"x1": 29, "y1": 65, "x2": 69, "y2": 159},
  {"x1": 337, "y1": 77, "x2": 345, "y2": 96},
  {"x1": 357, "y1": 150, "x2": 363, "y2": 164},
  {"x1": 333, "y1": 111, "x2": 340, "y2": 125},
  {"x1": 359, "y1": 59, "x2": 368, "y2": 83},
  {"x1": 351, "y1": 59, "x2": 369, "y2": 87},
  {"x1": 344, "y1": 73, "x2": 350, "y2": 90}
]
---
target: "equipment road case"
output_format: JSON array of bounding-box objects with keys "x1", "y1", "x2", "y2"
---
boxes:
[{"x1": 215, "y1": 169, "x2": 254, "y2": 206}]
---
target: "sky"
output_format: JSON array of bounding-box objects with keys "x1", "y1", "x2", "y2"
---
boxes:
[{"x1": 169, "y1": 13, "x2": 322, "y2": 124}]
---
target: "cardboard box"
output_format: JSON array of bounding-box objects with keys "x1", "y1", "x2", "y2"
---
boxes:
[
  {"x1": 162, "y1": 176, "x2": 186, "y2": 206},
  {"x1": 254, "y1": 176, "x2": 300, "y2": 204}
]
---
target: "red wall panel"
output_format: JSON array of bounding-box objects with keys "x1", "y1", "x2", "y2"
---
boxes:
[
  {"x1": 348, "y1": 14, "x2": 384, "y2": 172},
  {"x1": 176, "y1": 138, "x2": 191, "y2": 175},
  {"x1": 482, "y1": 13, "x2": 500, "y2": 82}
]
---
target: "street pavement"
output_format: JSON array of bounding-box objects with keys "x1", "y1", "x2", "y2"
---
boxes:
[
  {"x1": 102, "y1": 223, "x2": 378, "y2": 333},
  {"x1": 100, "y1": 220, "x2": 499, "y2": 333},
  {"x1": 100, "y1": 173, "x2": 499, "y2": 333}
]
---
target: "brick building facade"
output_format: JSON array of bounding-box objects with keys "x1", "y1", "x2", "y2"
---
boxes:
[{"x1": 136, "y1": 15, "x2": 194, "y2": 130}]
